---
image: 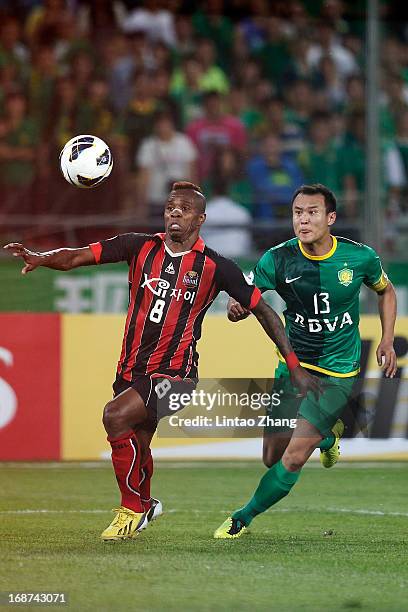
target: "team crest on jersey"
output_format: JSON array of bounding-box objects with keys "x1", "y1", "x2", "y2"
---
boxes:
[
  {"x1": 338, "y1": 268, "x2": 353, "y2": 286},
  {"x1": 183, "y1": 270, "x2": 199, "y2": 287},
  {"x1": 165, "y1": 262, "x2": 175, "y2": 274}
]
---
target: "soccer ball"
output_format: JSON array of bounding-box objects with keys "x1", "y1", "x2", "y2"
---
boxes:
[{"x1": 59, "y1": 135, "x2": 113, "y2": 188}]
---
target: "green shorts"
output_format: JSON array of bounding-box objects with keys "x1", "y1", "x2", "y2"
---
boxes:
[{"x1": 266, "y1": 361, "x2": 356, "y2": 437}]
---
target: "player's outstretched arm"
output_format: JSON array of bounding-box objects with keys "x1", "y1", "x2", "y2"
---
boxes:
[
  {"x1": 252, "y1": 298, "x2": 321, "y2": 397},
  {"x1": 3, "y1": 243, "x2": 95, "y2": 275},
  {"x1": 376, "y1": 282, "x2": 397, "y2": 378}
]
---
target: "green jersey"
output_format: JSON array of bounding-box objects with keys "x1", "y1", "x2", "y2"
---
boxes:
[{"x1": 252, "y1": 236, "x2": 389, "y2": 377}]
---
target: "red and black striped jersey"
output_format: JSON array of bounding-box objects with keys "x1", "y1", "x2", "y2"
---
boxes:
[{"x1": 89, "y1": 233, "x2": 261, "y2": 381}]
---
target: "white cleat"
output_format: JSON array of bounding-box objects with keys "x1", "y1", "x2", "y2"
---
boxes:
[{"x1": 137, "y1": 498, "x2": 163, "y2": 531}]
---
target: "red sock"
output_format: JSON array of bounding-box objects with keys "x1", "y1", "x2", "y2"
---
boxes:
[
  {"x1": 139, "y1": 450, "x2": 154, "y2": 511},
  {"x1": 108, "y1": 430, "x2": 143, "y2": 512}
]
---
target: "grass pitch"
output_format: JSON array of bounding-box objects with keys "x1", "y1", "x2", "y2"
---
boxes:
[{"x1": 1, "y1": 461, "x2": 407, "y2": 612}]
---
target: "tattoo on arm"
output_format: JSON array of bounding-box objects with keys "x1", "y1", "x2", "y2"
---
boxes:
[{"x1": 252, "y1": 299, "x2": 293, "y2": 357}]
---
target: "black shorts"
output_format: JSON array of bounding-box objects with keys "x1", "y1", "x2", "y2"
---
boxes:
[{"x1": 113, "y1": 374, "x2": 197, "y2": 433}]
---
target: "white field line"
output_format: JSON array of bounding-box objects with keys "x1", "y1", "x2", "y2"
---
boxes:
[
  {"x1": 0, "y1": 462, "x2": 108, "y2": 469},
  {"x1": 325, "y1": 507, "x2": 408, "y2": 517},
  {"x1": 0, "y1": 509, "x2": 109, "y2": 514},
  {"x1": 1, "y1": 461, "x2": 408, "y2": 470},
  {"x1": 1, "y1": 507, "x2": 407, "y2": 518}
]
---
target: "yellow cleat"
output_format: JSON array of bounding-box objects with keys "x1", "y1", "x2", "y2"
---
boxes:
[
  {"x1": 320, "y1": 419, "x2": 345, "y2": 468},
  {"x1": 100, "y1": 507, "x2": 144, "y2": 541},
  {"x1": 214, "y1": 516, "x2": 246, "y2": 539}
]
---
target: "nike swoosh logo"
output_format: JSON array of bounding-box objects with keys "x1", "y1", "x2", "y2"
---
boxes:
[{"x1": 285, "y1": 276, "x2": 302, "y2": 284}]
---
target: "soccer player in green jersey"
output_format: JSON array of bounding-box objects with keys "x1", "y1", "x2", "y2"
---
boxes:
[{"x1": 214, "y1": 183, "x2": 397, "y2": 539}]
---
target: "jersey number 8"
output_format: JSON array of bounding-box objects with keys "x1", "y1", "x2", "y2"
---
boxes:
[{"x1": 150, "y1": 299, "x2": 166, "y2": 323}]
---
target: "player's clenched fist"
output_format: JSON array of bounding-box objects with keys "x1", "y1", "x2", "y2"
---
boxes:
[
  {"x1": 227, "y1": 297, "x2": 250, "y2": 321},
  {"x1": 3, "y1": 243, "x2": 43, "y2": 275},
  {"x1": 289, "y1": 366, "x2": 322, "y2": 399}
]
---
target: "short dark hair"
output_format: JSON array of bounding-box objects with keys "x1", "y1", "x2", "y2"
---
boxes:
[
  {"x1": 172, "y1": 181, "x2": 203, "y2": 194},
  {"x1": 291, "y1": 184, "x2": 337, "y2": 213},
  {"x1": 202, "y1": 90, "x2": 221, "y2": 103},
  {"x1": 170, "y1": 181, "x2": 206, "y2": 212}
]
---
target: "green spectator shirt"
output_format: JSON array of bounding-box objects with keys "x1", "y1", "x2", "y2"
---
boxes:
[
  {"x1": 0, "y1": 118, "x2": 39, "y2": 186},
  {"x1": 171, "y1": 90, "x2": 203, "y2": 128},
  {"x1": 396, "y1": 137, "x2": 408, "y2": 178},
  {"x1": 298, "y1": 141, "x2": 343, "y2": 194},
  {"x1": 339, "y1": 137, "x2": 399, "y2": 193},
  {"x1": 251, "y1": 236, "x2": 388, "y2": 377},
  {"x1": 255, "y1": 41, "x2": 292, "y2": 82},
  {"x1": 192, "y1": 11, "x2": 233, "y2": 71},
  {"x1": 202, "y1": 178, "x2": 253, "y2": 212}
]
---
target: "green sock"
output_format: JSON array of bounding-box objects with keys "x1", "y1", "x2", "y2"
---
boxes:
[
  {"x1": 319, "y1": 434, "x2": 335, "y2": 451},
  {"x1": 232, "y1": 460, "x2": 300, "y2": 527}
]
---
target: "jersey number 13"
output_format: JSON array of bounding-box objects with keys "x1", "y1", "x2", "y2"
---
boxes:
[{"x1": 313, "y1": 292, "x2": 330, "y2": 314}]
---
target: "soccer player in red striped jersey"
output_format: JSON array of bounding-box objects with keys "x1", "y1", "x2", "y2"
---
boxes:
[{"x1": 5, "y1": 181, "x2": 320, "y2": 541}]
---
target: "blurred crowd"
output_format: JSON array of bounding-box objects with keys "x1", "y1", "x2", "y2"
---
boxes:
[{"x1": 1, "y1": 0, "x2": 408, "y2": 253}]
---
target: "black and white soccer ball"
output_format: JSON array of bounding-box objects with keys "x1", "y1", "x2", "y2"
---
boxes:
[{"x1": 59, "y1": 135, "x2": 113, "y2": 188}]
